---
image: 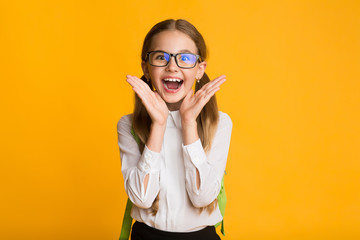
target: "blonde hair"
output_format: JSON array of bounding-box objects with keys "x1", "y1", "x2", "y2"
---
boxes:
[{"x1": 132, "y1": 19, "x2": 219, "y2": 215}]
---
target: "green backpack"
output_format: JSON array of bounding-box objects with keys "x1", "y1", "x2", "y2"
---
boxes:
[{"x1": 119, "y1": 128, "x2": 227, "y2": 240}]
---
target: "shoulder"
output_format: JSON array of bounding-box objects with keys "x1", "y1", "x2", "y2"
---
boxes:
[
  {"x1": 117, "y1": 114, "x2": 133, "y2": 133},
  {"x1": 218, "y1": 111, "x2": 232, "y2": 130}
]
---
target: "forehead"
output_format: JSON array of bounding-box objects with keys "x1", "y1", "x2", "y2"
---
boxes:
[{"x1": 150, "y1": 30, "x2": 198, "y2": 53}]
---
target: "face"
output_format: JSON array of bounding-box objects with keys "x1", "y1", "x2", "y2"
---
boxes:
[{"x1": 142, "y1": 30, "x2": 206, "y2": 110}]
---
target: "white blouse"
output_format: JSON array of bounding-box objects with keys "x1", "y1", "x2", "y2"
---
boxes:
[{"x1": 117, "y1": 110, "x2": 232, "y2": 232}]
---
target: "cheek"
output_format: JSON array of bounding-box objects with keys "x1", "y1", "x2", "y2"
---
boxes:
[
  {"x1": 149, "y1": 68, "x2": 161, "y2": 78},
  {"x1": 148, "y1": 70, "x2": 163, "y2": 88},
  {"x1": 184, "y1": 70, "x2": 198, "y2": 81},
  {"x1": 184, "y1": 75, "x2": 196, "y2": 86}
]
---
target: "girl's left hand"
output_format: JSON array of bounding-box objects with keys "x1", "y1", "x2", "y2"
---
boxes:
[{"x1": 179, "y1": 75, "x2": 226, "y2": 125}]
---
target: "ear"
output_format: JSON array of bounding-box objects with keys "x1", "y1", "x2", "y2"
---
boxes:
[
  {"x1": 196, "y1": 60, "x2": 207, "y2": 80},
  {"x1": 141, "y1": 61, "x2": 150, "y2": 79}
]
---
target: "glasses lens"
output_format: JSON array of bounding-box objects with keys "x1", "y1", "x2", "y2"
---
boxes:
[
  {"x1": 176, "y1": 53, "x2": 198, "y2": 68},
  {"x1": 149, "y1": 52, "x2": 169, "y2": 66}
]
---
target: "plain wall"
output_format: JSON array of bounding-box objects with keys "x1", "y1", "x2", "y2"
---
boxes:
[{"x1": 1, "y1": 0, "x2": 359, "y2": 239}]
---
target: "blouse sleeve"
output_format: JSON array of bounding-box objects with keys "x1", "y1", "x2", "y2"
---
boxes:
[
  {"x1": 117, "y1": 115, "x2": 161, "y2": 209},
  {"x1": 182, "y1": 112, "x2": 232, "y2": 207}
]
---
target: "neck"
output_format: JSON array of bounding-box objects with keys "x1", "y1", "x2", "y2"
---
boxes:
[{"x1": 166, "y1": 98, "x2": 184, "y2": 111}]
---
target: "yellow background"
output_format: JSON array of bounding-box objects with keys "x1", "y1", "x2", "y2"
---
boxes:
[{"x1": 1, "y1": 0, "x2": 359, "y2": 239}]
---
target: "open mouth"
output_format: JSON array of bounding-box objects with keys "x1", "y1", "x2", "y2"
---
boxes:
[{"x1": 163, "y1": 78, "x2": 183, "y2": 91}]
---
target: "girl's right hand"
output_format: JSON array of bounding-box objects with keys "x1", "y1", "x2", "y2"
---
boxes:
[{"x1": 126, "y1": 75, "x2": 169, "y2": 126}]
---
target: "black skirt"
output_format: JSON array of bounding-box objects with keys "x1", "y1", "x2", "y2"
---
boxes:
[{"x1": 131, "y1": 221, "x2": 221, "y2": 240}]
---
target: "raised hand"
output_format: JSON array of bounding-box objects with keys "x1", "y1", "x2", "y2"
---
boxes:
[
  {"x1": 126, "y1": 75, "x2": 169, "y2": 126},
  {"x1": 180, "y1": 75, "x2": 226, "y2": 125}
]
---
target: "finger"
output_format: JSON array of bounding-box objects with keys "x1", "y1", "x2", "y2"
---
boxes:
[
  {"x1": 208, "y1": 75, "x2": 226, "y2": 87},
  {"x1": 188, "y1": 76, "x2": 226, "y2": 113},
  {"x1": 132, "y1": 86, "x2": 149, "y2": 101},
  {"x1": 192, "y1": 88, "x2": 220, "y2": 111},
  {"x1": 127, "y1": 76, "x2": 147, "y2": 93},
  {"x1": 135, "y1": 89, "x2": 159, "y2": 114},
  {"x1": 154, "y1": 91, "x2": 166, "y2": 105},
  {"x1": 211, "y1": 75, "x2": 226, "y2": 89},
  {"x1": 182, "y1": 89, "x2": 197, "y2": 108},
  {"x1": 184, "y1": 89, "x2": 194, "y2": 101},
  {"x1": 199, "y1": 75, "x2": 226, "y2": 91},
  {"x1": 126, "y1": 75, "x2": 137, "y2": 88},
  {"x1": 205, "y1": 87, "x2": 221, "y2": 100},
  {"x1": 197, "y1": 79, "x2": 223, "y2": 101},
  {"x1": 126, "y1": 75, "x2": 151, "y2": 90},
  {"x1": 127, "y1": 76, "x2": 155, "y2": 100},
  {"x1": 200, "y1": 75, "x2": 226, "y2": 93},
  {"x1": 212, "y1": 75, "x2": 226, "y2": 82},
  {"x1": 204, "y1": 75, "x2": 226, "y2": 86},
  {"x1": 205, "y1": 78, "x2": 226, "y2": 95},
  {"x1": 130, "y1": 79, "x2": 155, "y2": 102},
  {"x1": 126, "y1": 75, "x2": 145, "y2": 90}
]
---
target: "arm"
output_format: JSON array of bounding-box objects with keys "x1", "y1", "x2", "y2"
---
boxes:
[
  {"x1": 142, "y1": 123, "x2": 166, "y2": 191},
  {"x1": 179, "y1": 75, "x2": 228, "y2": 206},
  {"x1": 117, "y1": 116, "x2": 162, "y2": 209},
  {"x1": 119, "y1": 75, "x2": 168, "y2": 208},
  {"x1": 182, "y1": 113, "x2": 232, "y2": 207},
  {"x1": 181, "y1": 120, "x2": 201, "y2": 189}
]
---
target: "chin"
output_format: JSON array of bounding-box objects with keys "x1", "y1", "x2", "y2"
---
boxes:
[
  {"x1": 162, "y1": 95, "x2": 184, "y2": 104},
  {"x1": 163, "y1": 97, "x2": 181, "y2": 104}
]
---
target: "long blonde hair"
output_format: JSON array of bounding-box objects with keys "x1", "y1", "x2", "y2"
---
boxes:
[{"x1": 133, "y1": 19, "x2": 219, "y2": 215}]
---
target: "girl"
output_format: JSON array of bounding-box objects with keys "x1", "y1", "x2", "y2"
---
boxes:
[{"x1": 117, "y1": 19, "x2": 232, "y2": 240}]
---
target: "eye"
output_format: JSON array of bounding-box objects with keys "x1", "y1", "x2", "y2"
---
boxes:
[
  {"x1": 180, "y1": 54, "x2": 190, "y2": 61},
  {"x1": 155, "y1": 55, "x2": 165, "y2": 60},
  {"x1": 179, "y1": 53, "x2": 196, "y2": 63},
  {"x1": 153, "y1": 53, "x2": 165, "y2": 60},
  {"x1": 153, "y1": 52, "x2": 169, "y2": 61}
]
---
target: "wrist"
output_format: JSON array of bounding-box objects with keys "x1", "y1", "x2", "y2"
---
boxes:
[
  {"x1": 181, "y1": 119, "x2": 197, "y2": 128},
  {"x1": 182, "y1": 120, "x2": 199, "y2": 145},
  {"x1": 147, "y1": 122, "x2": 166, "y2": 153},
  {"x1": 151, "y1": 121, "x2": 167, "y2": 131}
]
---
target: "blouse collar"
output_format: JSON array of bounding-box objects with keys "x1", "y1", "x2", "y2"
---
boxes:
[{"x1": 167, "y1": 110, "x2": 182, "y2": 129}]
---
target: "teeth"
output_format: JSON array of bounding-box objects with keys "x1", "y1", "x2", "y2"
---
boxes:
[{"x1": 163, "y1": 78, "x2": 182, "y2": 82}]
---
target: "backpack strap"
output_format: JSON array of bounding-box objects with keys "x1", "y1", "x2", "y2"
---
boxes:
[
  {"x1": 215, "y1": 172, "x2": 227, "y2": 236},
  {"x1": 119, "y1": 198, "x2": 133, "y2": 240}
]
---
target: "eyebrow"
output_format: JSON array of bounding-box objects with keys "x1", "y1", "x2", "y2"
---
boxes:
[
  {"x1": 178, "y1": 49, "x2": 194, "y2": 53},
  {"x1": 153, "y1": 49, "x2": 195, "y2": 54}
]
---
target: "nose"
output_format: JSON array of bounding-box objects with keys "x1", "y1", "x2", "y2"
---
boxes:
[{"x1": 165, "y1": 56, "x2": 179, "y2": 72}]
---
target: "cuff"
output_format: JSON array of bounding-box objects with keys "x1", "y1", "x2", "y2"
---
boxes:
[
  {"x1": 137, "y1": 145, "x2": 161, "y2": 173},
  {"x1": 182, "y1": 138, "x2": 207, "y2": 169}
]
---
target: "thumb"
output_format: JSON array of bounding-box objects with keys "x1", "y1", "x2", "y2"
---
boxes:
[
  {"x1": 154, "y1": 91, "x2": 162, "y2": 100},
  {"x1": 154, "y1": 91, "x2": 167, "y2": 105},
  {"x1": 184, "y1": 89, "x2": 194, "y2": 101}
]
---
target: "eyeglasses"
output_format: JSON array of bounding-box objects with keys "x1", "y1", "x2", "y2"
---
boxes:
[{"x1": 145, "y1": 51, "x2": 201, "y2": 69}]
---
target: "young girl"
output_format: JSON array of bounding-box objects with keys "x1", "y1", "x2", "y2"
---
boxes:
[{"x1": 117, "y1": 19, "x2": 232, "y2": 240}]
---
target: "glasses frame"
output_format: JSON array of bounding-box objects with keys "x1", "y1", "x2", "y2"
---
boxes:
[{"x1": 145, "y1": 51, "x2": 202, "y2": 69}]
